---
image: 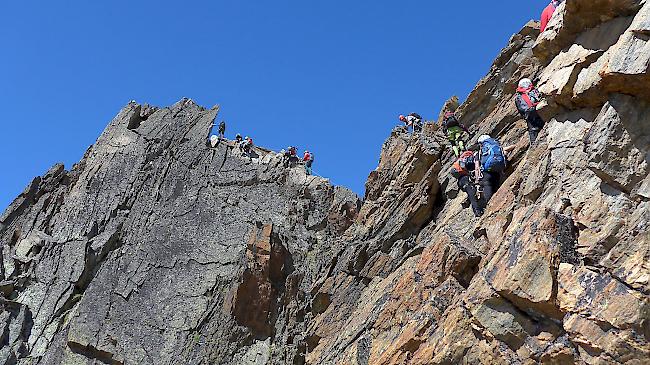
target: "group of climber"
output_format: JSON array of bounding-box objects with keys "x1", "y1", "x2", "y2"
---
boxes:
[
  {"x1": 442, "y1": 0, "x2": 564, "y2": 217},
  {"x1": 282, "y1": 146, "x2": 315, "y2": 175},
  {"x1": 209, "y1": 120, "x2": 316, "y2": 175},
  {"x1": 234, "y1": 133, "x2": 255, "y2": 157},
  {"x1": 454, "y1": 78, "x2": 545, "y2": 217},
  {"x1": 209, "y1": 120, "x2": 255, "y2": 156},
  {"x1": 397, "y1": 76, "x2": 546, "y2": 217},
  {"x1": 441, "y1": 1, "x2": 557, "y2": 217}
]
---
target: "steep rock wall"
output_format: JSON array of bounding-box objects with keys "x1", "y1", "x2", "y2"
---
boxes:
[{"x1": 305, "y1": 2, "x2": 649, "y2": 364}]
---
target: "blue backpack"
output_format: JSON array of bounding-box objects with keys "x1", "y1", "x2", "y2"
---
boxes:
[{"x1": 481, "y1": 138, "x2": 506, "y2": 172}]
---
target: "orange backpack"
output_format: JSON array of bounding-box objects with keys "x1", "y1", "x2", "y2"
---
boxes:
[{"x1": 452, "y1": 151, "x2": 475, "y2": 178}]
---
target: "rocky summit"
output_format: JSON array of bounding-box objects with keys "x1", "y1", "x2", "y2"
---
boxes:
[{"x1": 1, "y1": 1, "x2": 649, "y2": 364}]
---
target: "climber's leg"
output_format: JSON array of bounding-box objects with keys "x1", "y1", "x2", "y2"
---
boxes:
[{"x1": 459, "y1": 176, "x2": 483, "y2": 217}]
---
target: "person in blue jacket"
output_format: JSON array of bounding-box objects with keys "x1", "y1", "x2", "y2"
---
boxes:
[{"x1": 476, "y1": 134, "x2": 507, "y2": 206}]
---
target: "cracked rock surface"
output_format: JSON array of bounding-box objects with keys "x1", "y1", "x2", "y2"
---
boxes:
[{"x1": 1, "y1": 99, "x2": 359, "y2": 364}]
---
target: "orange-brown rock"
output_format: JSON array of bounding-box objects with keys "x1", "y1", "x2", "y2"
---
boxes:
[{"x1": 303, "y1": 2, "x2": 650, "y2": 364}]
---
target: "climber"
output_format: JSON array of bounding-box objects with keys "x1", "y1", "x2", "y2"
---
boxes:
[
  {"x1": 399, "y1": 113, "x2": 423, "y2": 134},
  {"x1": 515, "y1": 78, "x2": 546, "y2": 144},
  {"x1": 451, "y1": 151, "x2": 484, "y2": 217},
  {"x1": 303, "y1": 150, "x2": 314, "y2": 176},
  {"x1": 218, "y1": 121, "x2": 226, "y2": 140},
  {"x1": 540, "y1": 0, "x2": 564, "y2": 33},
  {"x1": 240, "y1": 136, "x2": 253, "y2": 156},
  {"x1": 235, "y1": 133, "x2": 243, "y2": 145},
  {"x1": 283, "y1": 146, "x2": 298, "y2": 167},
  {"x1": 441, "y1": 111, "x2": 470, "y2": 157},
  {"x1": 476, "y1": 135, "x2": 506, "y2": 207}
]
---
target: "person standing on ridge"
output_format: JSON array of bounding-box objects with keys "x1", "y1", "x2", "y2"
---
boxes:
[
  {"x1": 441, "y1": 111, "x2": 470, "y2": 157},
  {"x1": 476, "y1": 135, "x2": 506, "y2": 208},
  {"x1": 303, "y1": 150, "x2": 314, "y2": 176},
  {"x1": 399, "y1": 113, "x2": 423, "y2": 134},
  {"x1": 234, "y1": 134, "x2": 243, "y2": 152},
  {"x1": 451, "y1": 150, "x2": 484, "y2": 217},
  {"x1": 218, "y1": 121, "x2": 226, "y2": 140},
  {"x1": 515, "y1": 78, "x2": 546, "y2": 144},
  {"x1": 540, "y1": 0, "x2": 564, "y2": 33}
]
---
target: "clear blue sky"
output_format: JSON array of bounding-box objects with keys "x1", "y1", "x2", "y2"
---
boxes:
[{"x1": 0, "y1": 1, "x2": 542, "y2": 210}]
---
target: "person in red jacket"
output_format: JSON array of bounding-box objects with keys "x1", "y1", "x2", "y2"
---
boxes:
[
  {"x1": 303, "y1": 150, "x2": 314, "y2": 175},
  {"x1": 540, "y1": 0, "x2": 564, "y2": 33},
  {"x1": 515, "y1": 78, "x2": 545, "y2": 144}
]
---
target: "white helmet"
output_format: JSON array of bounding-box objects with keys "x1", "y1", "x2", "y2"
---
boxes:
[
  {"x1": 478, "y1": 135, "x2": 491, "y2": 143},
  {"x1": 518, "y1": 78, "x2": 533, "y2": 89}
]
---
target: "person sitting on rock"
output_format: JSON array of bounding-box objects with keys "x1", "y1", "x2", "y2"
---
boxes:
[
  {"x1": 476, "y1": 135, "x2": 507, "y2": 208},
  {"x1": 515, "y1": 78, "x2": 546, "y2": 144},
  {"x1": 540, "y1": 0, "x2": 564, "y2": 33},
  {"x1": 240, "y1": 136, "x2": 253, "y2": 156},
  {"x1": 399, "y1": 113, "x2": 423, "y2": 134},
  {"x1": 451, "y1": 150, "x2": 483, "y2": 217},
  {"x1": 235, "y1": 133, "x2": 243, "y2": 145},
  {"x1": 303, "y1": 150, "x2": 314, "y2": 176},
  {"x1": 441, "y1": 111, "x2": 470, "y2": 157}
]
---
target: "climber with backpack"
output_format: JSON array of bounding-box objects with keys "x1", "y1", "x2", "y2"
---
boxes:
[
  {"x1": 441, "y1": 111, "x2": 470, "y2": 157},
  {"x1": 451, "y1": 150, "x2": 484, "y2": 217},
  {"x1": 515, "y1": 78, "x2": 546, "y2": 144},
  {"x1": 476, "y1": 134, "x2": 507, "y2": 207},
  {"x1": 399, "y1": 113, "x2": 424, "y2": 134},
  {"x1": 303, "y1": 150, "x2": 314, "y2": 176},
  {"x1": 540, "y1": 0, "x2": 564, "y2": 33}
]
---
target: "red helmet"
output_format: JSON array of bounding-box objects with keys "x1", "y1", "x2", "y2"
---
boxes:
[{"x1": 399, "y1": 115, "x2": 406, "y2": 121}]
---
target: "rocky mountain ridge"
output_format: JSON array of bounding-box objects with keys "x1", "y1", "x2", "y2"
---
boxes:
[{"x1": 2, "y1": 1, "x2": 649, "y2": 364}]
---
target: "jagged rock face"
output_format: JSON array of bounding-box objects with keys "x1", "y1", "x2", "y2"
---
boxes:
[
  {"x1": 2, "y1": 2, "x2": 650, "y2": 365},
  {"x1": 0, "y1": 99, "x2": 360, "y2": 364},
  {"x1": 304, "y1": 2, "x2": 649, "y2": 365}
]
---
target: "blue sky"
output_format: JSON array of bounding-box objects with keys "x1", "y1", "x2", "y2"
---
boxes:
[{"x1": 0, "y1": 1, "x2": 542, "y2": 210}]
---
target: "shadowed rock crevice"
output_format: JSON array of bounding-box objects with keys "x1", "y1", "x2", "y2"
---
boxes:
[{"x1": 67, "y1": 341, "x2": 124, "y2": 365}]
